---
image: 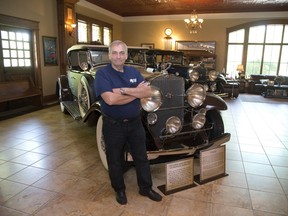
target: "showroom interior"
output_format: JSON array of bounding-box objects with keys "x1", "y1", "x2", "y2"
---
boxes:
[{"x1": 0, "y1": 0, "x2": 288, "y2": 215}]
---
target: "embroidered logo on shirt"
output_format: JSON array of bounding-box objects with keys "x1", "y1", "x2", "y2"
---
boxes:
[{"x1": 130, "y1": 78, "x2": 137, "y2": 83}]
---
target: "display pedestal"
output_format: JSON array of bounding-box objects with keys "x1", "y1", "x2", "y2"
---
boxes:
[
  {"x1": 194, "y1": 145, "x2": 228, "y2": 185},
  {"x1": 157, "y1": 158, "x2": 197, "y2": 195},
  {"x1": 158, "y1": 145, "x2": 228, "y2": 195}
]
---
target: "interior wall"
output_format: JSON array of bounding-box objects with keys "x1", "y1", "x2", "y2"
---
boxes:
[
  {"x1": 0, "y1": 0, "x2": 58, "y2": 97},
  {"x1": 122, "y1": 18, "x2": 270, "y2": 72},
  {"x1": 75, "y1": 5, "x2": 123, "y2": 41},
  {"x1": 1, "y1": 0, "x2": 288, "y2": 98}
]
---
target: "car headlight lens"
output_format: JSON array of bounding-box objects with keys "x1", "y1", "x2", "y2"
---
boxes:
[
  {"x1": 166, "y1": 116, "x2": 182, "y2": 134},
  {"x1": 210, "y1": 82, "x2": 217, "y2": 92},
  {"x1": 203, "y1": 84, "x2": 209, "y2": 92},
  {"x1": 208, "y1": 70, "x2": 218, "y2": 81},
  {"x1": 141, "y1": 86, "x2": 162, "y2": 112},
  {"x1": 80, "y1": 62, "x2": 89, "y2": 71},
  {"x1": 186, "y1": 83, "x2": 206, "y2": 108},
  {"x1": 147, "y1": 113, "x2": 158, "y2": 125},
  {"x1": 188, "y1": 69, "x2": 199, "y2": 82},
  {"x1": 192, "y1": 112, "x2": 206, "y2": 129}
]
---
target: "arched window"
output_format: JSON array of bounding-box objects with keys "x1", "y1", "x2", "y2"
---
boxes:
[{"x1": 226, "y1": 20, "x2": 288, "y2": 79}]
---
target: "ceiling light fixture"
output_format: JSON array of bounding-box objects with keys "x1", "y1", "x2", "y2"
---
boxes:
[{"x1": 184, "y1": 10, "x2": 204, "y2": 34}]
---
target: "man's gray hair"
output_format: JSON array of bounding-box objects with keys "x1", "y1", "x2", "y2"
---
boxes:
[{"x1": 109, "y1": 40, "x2": 128, "y2": 54}]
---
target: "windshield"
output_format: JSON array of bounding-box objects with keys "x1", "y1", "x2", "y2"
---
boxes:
[
  {"x1": 126, "y1": 49, "x2": 146, "y2": 65},
  {"x1": 91, "y1": 50, "x2": 110, "y2": 65}
]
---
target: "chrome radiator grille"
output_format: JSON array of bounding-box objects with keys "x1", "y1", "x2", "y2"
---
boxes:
[{"x1": 149, "y1": 75, "x2": 185, "y2": 140}]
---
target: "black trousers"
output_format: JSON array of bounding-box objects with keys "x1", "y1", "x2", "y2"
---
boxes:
[{"x1": 102, "y1": 115, "x2": 153, "y2": 192}]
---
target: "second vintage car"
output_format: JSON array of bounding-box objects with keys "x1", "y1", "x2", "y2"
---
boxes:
[{"x1": 57, "y1": 44, "x2": 231, "y2": 169}]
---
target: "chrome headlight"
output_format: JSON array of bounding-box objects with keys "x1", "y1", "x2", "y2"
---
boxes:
[
  {"x1": 192, "y1": 113, "x2": 206, "y2": 129},
  {"x1": 166, "y1": 116, "x2": 182, "y2": 134},
  {"x1": 147, "y1": 113, "x2": 157, "y2": 125},
  {"x1": 208, "y1": 70, "x2": 218, "y2": 81},
  {"x1": 141, "y1": 86, "x2": 162, "y2": 112},
  {"x1": 192, "y1": 108, "x2": 206, "y2": 129},
  {"x1": 210, "y1": 82, "x2": 217, "y2": 92},
  {"x1": 80, "y1": 62, "x2": 89, "y2": 71},
  {"x1": 186, "y1": 83, "x2": 206, "y2": 108},
  {"x1": 188, "y1": 69, "x2": 199, "y2": 82}
]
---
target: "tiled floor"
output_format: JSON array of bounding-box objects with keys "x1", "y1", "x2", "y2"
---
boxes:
[{"x1": 0, "y1": 94, "x2": 288, "y2": 216}]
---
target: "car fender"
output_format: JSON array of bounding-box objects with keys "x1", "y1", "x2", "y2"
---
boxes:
[
  {"x1": 57, "y1": 75, "x2": 73, "y2": 101},
  {"x1": 203, "y1": 92, "x2": 228, "y2": 110},
  {"x1": 82, "y1": 101, "x2": 102, "y2": 123}
]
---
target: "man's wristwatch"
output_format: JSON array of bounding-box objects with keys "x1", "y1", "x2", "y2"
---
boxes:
[{"x1": 120, "y1": 88, "x2": 126, "y2": 95}]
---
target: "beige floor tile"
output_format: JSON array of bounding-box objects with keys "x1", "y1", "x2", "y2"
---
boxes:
[
  {"x1": 7, "y1": 166, "x2": 50, "y2": 185},
  {"x1": 279, "y1": 178, "x2": 288, "y2": 195},
  {"x1": 0, "y1": 205, "x2": 29, "y2": 216},
  {"x1": 34, "y1": 194, "x2": 123, "y2": 216},
  {"x1": 12, "y1": 140, "x2": 44, "y2": 151},
  {"x1": 3, "y1": 186, "x2": 58, "y2": 214},
  {"x1": 273, "y1": 166, "x2": 288, "y2": 180},
  {"x1": 0, "y1": 148, "x2": 26, "y2": 161},
  {"x1": 211, "y1": 203, "x2": 253, "y2": 216},
  {"x1": 250, "y1": 190, "x2": 288, "y2": 215},
  {"x1": 0, "y1": 180, "x2": 27, "y2": 203},
  {"x1": 268, "y1": 155, "x2": 288, "y2": 167},
  {"x1": 0, "y1": 162, "x2": 27, "y2": 178},
  {"x1": 226, "y1": 160, "x2": 244, "y2": 173},
  {"x1": 241, "y1": 152, "x2": 270, "y2": 164},
  {"x1": 31, "y1": 155, "x2": 70, "y2": 170},
  {"x1": 166, "y1": 196, "x2": 212, "y2": 216},
  {"x1": 214, "y1": 171, "x2": 248, "y2": 188},
  {"x1": 10, "y1": 151, "x2": 46, "y2": 165},
  {"x1": 243, "y1": 162, "x2": 276, "y2": 177},
  {"x1": 246, "y1": 174, "x2": 285, "y2": 194},
  {"x1": 211, "y1": 184, "x2": 252, "y2": 209},
  {"x1": 0, "y1": 96, "x2": 288, "y2": 215}
]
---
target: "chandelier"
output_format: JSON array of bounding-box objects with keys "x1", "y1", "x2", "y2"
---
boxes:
[{"x1": 184, "y1": 10, "x2": 204, "y2": 34}]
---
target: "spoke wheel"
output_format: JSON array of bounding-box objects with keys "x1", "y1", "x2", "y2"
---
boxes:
[
  {"x1": 78, "y1": 77, "x2": 91, "y2": 118},
  {"x1": 96, "y1": 116, "x2": 108, "y2": 170}
]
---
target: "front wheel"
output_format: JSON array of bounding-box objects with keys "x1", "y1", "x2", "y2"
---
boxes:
[{"x1": 96, "y1": 116, "x2": 108, "y2": 170}]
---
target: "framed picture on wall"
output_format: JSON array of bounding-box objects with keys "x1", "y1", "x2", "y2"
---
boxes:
[
  {"x1": 141, "y1": 43, "x2": 155, "y2": 49},
  {"x1": 42, "y1": 36, "x2": 58, "y2": 66},
  {"x1": 175, "y1": 41, "x2": 216, "y2": 54}
]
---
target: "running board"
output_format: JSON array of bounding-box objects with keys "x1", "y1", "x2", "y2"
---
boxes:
[{"x1": 62, "y1": 101, "x2": 82, "y2": 120}]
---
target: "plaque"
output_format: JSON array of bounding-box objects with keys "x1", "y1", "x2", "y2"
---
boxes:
[
  {"x1": 196, "y1": 145, "x2": 228, "y2": 184},
  {"x1": 158, "y1": 158, "x2": 196, "y2": 195}
]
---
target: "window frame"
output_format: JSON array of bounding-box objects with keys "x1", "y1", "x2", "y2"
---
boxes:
[
  {"x1": 225, "y1": 19, "x2": 288, "y2": 78},
  {"x1": 76, "y1": 14, "x2": 112, "y2": 45}
]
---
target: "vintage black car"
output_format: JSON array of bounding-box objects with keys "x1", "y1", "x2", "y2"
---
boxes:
[
  {"x1": 145, "y1": 49, "x2": 228, "y2": 97},
  {"x1": 57, "y1": 44, "x2": 230, "y2": 169},
  {"x1": 145, "y1": 49, "x2": 190, "y2": 79}
]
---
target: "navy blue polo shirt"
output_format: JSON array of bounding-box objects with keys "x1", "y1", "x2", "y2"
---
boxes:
[{"x1": 95, "y1": 64, "x2": 144, "y2": 120}]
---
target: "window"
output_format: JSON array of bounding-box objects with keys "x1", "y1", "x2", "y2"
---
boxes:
[
  {"x1": 76, "y1": 14, "x2": 112, "y2": 45},
  {"x1": 226, "y1": 21, "x2": 288, "y2": 78},
  {"x1": 1, "y1": 30, "x2": 32, "y2": 67}
]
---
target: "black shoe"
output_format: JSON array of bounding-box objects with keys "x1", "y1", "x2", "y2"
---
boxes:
[
  {"x1": 139, "y1": 189, "x2": 162, "y2": 202},
  {"x1": 116, "y1": 191, "x2": 127, "y2": 205}
]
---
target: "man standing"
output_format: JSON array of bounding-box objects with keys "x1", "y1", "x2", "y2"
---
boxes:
[{"x1": 95, "y1": 40, "x2": 162, "y2": 205}]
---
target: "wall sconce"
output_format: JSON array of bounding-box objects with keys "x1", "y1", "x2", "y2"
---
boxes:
[
  {"x1": 164, "y1": 28, "x2": 172, "y2": 50},
  {"x1": 68, "y1": 23, "x2": 76, "y2": 36}
]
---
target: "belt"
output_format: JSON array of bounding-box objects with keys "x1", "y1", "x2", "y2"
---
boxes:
[{"x1": 103, "y1": 114, "x2": 140, "y2": 124}]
